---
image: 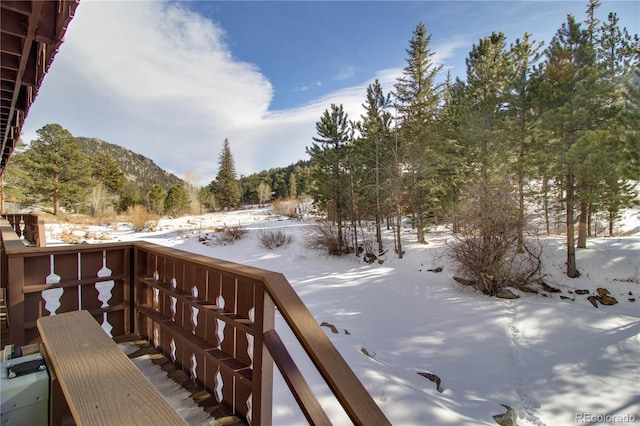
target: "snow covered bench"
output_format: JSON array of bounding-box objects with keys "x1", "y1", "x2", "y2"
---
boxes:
[{"x1": 37, "y1": 310, "x2": 187, "y2": 426}]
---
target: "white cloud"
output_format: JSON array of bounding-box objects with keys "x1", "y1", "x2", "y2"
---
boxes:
[{"x1": 21, "y1": 1, "x2": 466, "y2": 184}]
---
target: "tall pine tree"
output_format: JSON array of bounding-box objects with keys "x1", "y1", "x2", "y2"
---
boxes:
[
  {"x1": 210, "y1": 138, "x2": 241, "y2": 210},
  {"x1": 542, "y1": 14, "x2": 598, "y2": 277},
  {"x1": 24, "y1": 124, "x2": 91, "y2": 215},
  {"x1": 356, "y1": 79, "x2": 394, "y2": 253},
  {"x1": 306, "y1": 104, "x2": 353, "y2": 250},
  {"x1": 394, "y1": 22, "x2": 443, "y2": 244}
]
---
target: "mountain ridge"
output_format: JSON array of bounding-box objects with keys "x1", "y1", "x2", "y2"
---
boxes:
[{"x1": 76, "y1": 137, "x2": 184, "y2": 188}]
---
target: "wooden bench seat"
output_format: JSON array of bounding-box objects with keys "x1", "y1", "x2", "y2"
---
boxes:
[{"x1": 37, "y1": 310, "x2": 187, "y2": 426}]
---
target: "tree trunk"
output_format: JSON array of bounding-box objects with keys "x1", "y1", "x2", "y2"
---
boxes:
[
  {"x1": 609, "y1": 210, "x2": 614, "y2": 236},
  {"x1": 350, "y1": 175, "x2": 358, "y2": 255},
  {"x1": 396, "y1": 209, "x2": 403, "y2": 259},
  {"x1": 517, "y1": 171, "x2": 525, "y2": 253},
  {"x1": 414, "y1": 186, "x2": 425, "y2": 244},
  {"x1": 566, "y1": 171, "x2": 579, "y2": 278},
  {"x1": 374, "y1": 138, "x2": 383, "y2": 254},
  {"x1": 542, "y1": 176, "x2": 550, "y2": 235},
  {"x1": 577, "y1": 199, "x2": 588, "y2": 249}
]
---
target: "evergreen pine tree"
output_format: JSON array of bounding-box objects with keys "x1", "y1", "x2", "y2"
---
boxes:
[
  {"x1": 505, "y1": 33, "x2": 544, "y2": 252},
  {"x1": 24, "y1": 124, "x2": 91, "y2": 215},
  {"x1": 394, "y1": 22, "x2": 443, "y2": 244},
  {"x1": 463, "y1": 32, "x2": 510, "y2": 183},
  {"x1": 164, "y1": 184, "x2": 190, "y2": 216},
  {"x1": 211, "y1": 138, "x2": 241, "y2": 209},
  {"x1": 356, "y1": 79, "x2": 394, "y2": 253},
  {"x1": 148, "y1": 184, "x2": 165, "y2": 215},
  {"x1": 306, "y1": 104, "x2": 353, "y2": 250},
  {"x1": 542, "y1": 14, "x2": 598, "y2": 277}
]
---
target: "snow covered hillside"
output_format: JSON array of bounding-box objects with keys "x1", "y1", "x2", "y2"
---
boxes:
[{"x1": 46, "y1": 206, "x2": 640, "y2": 426}]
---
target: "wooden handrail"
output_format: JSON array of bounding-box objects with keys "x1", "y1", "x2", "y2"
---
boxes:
[
  {"x1": 1, "y1": 221, "x2": 390, "y2": 425},
  {"x1": 261, "y1": 271, "x2": 391, "y2": 426},
  {"x1": 264, "y1": 329, "x2": 332, "y2": 426}
]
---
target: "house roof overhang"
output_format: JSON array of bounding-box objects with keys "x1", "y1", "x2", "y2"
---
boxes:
[{"x1": 1, "y1": 0, "x2": 79, "y2": 175}]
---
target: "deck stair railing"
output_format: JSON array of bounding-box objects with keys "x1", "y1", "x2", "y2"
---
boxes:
[{"x1": 0, "y1": 218, "x2": 389, "y2": 425}]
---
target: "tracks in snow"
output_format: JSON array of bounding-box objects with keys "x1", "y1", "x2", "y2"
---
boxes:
[{"x1": 506, "y1": 301, "x2": 545, "y2": 426}]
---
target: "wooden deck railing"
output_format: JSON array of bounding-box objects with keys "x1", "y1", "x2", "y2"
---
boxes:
[
  {"x1": 2, "y1": 213, "x2": 46, "y2": 247},
  {"x1": 0, "y1": 219, "x2": 389, "y2": 425}
]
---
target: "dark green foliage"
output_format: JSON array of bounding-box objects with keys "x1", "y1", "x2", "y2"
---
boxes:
[
  {"x1": 148, "y1": 184, "x2": 165, "y2": 215},
  {"x1": 90, "y1": 151, "x2": 125, "y2": 195},
  {"x1": 164, "y1": 184, "x2": 190, "y2": 216},
  {"x1": 209, "y1": 138, "x2": 241, "y2": 210},
  {"x1": 354, "y1": 79, "x2": 395, "y2": 253},
  {"x1": 1, "y1": 143, "x2": 32, "y2": 206},
  {"x1": 306, "y1": 104, "x2": 353, "y2": 250},
  {"x1": 23, "y1": 124, "x2": 92, "y2": 215},
  {"x1": 393, "y1": 22, "x2": 443, "y2": 244}
]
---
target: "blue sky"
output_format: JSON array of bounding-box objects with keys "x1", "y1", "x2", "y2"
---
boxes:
[{"x1": 21, "y1": 0, "x2": 639, "y2": 184}]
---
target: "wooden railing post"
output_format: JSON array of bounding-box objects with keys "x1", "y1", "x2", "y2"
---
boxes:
[
  {"x1": 253, "y1": 291, "x2": 274, "y2": 425},
  {"x1": 7, "y1": 253, "x2": 25, "y2": 346},
  {"x1": 34, "y1": 215, "x2": 46, "y2": 247}
]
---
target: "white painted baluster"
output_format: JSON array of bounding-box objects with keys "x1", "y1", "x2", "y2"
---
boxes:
[
  {"x1": 96, "y1": 250, "x2": 115, "y2": 336},
  {"x1": 153, "y1": 288, "x2": 160, "y2": 311},
  {"x1": 153, "y1": 325, "x2": 160, "y2": 348},
  {"x1": 43, "y1": 255, "x2": 63, "y2": 315},
  {"x1": 190, "y1": 353, "x2": 197, "y2": 380},
  {"x1": 247, "y1": 307, "x2": 255, "y2": 369},
  {"x1": 191, "y1": 286, "x2": 199, "y2": 334},
  {"x1": 214, "y1": 369, "x2": 224, "y2": 402},
  {"x1": 170, "y1": 338, "x2": 176, "y2": 363},
  {"x1": 246, "y1": 306, "x2": 255, "y2": 424},
  {"x1": 246, "y1": 394, "x2": 253, "y2": 425},
  {"x1": 18, "y1": 217, "x2": 25, "y2": 240},
  {"x1": 170, "y1": 278, "x2": 177, "y2": 321},
  {"x1": 215, "y1": 294, "x2": 226, "y2": 348}
]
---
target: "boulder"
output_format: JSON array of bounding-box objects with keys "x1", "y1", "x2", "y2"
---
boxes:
[
  {"x1": 417, "y1": 372, "x2": 442, "y2": 392},
  {"x1": 496, "y1": 289, "x2": 519, "y2": 299},
  {"x1": 363, "y1": 253, "x2": 377, "y2": 264},
  {"x1": 596, "y1": 287, "x2": 611, "y2": 297},
  {"x1": 587, "y1": 295, "x2": 598, "y2": 308},
  {"x1": 575, "y1": 289, "x2": 590, "y2": 295},
  {"x1": 320, "y1": 321, "x2": 338, "y2": 334},
  {"x1": 597, "y1": 294, "x2": 618, "y2": 305},
  {"x1": 492, "y1": 404, "x2": 518, "y2": 426}
]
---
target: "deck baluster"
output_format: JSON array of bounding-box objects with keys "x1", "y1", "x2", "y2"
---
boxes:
[{"x1": 43, "y1": 254, "x2": 63, "y2": 315}]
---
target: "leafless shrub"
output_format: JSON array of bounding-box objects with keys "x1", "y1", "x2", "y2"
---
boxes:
[
  {"x1": 305, "y1": 220, "x2": 343, "y2": 255},
  {"x1": 211, "y1": 223, "x2": 248, "y2": 245},
  {"x1": 258, "y1": 229, "x2": 294, "y2": 249},
  {"x1": 126, "y1": 204, "x2": 158, "y2": 232},
  {"x1": 355, "y1": 226, "x2": 378, "y2": 263},
  {"x1": 448, "y1": 180, "x2": 543, "y2": 296},
  {"x1": 272, "y1": 198, "x2": 300, "y2": 218},
  {"x1": 220, "y1": 223, "x2": 247, "y2": 243}
]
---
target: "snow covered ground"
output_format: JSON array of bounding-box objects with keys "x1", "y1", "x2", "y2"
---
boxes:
[{"x1": 46, "y1": 206, "x2": 640, "y2": 426}]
